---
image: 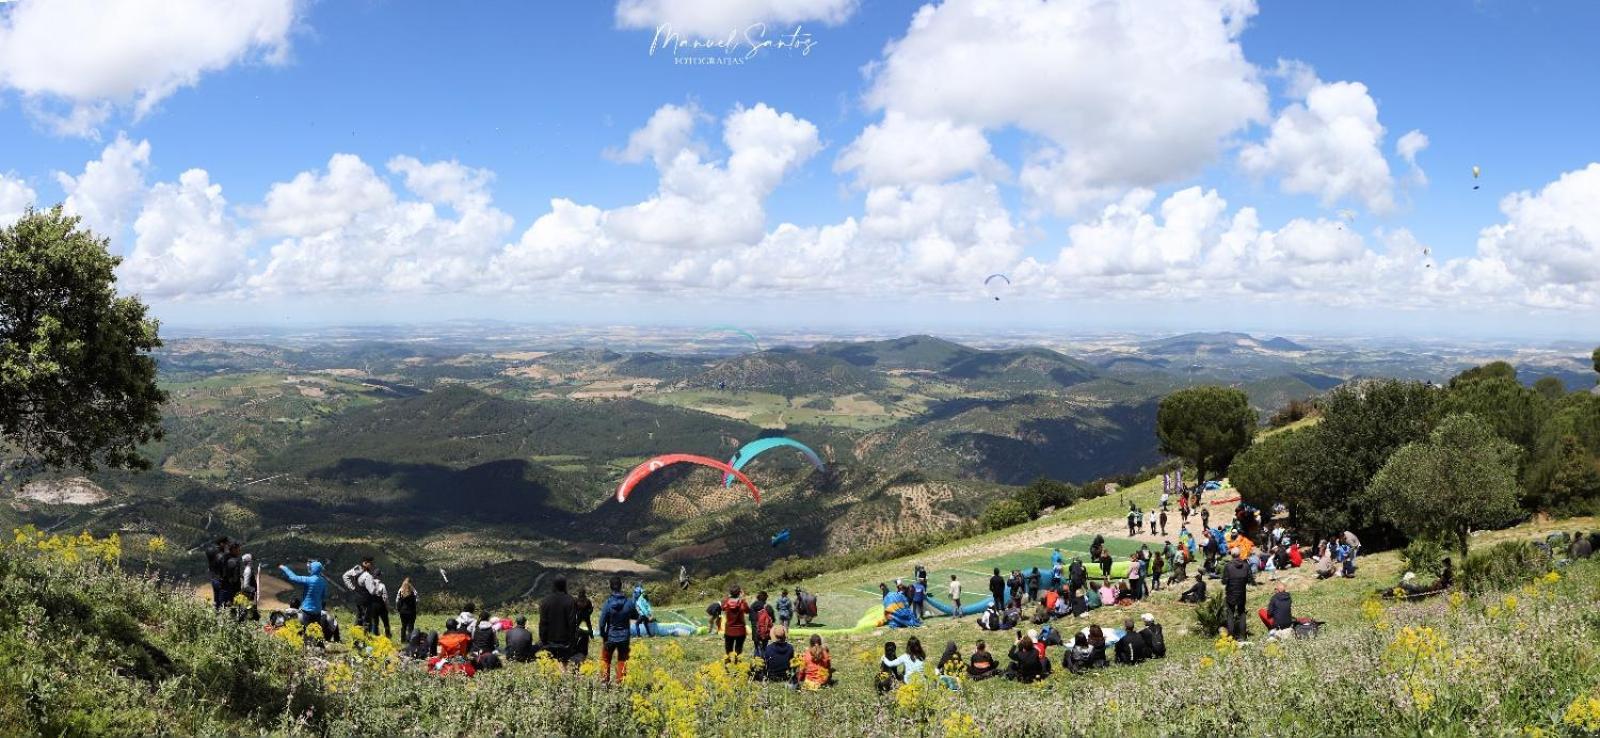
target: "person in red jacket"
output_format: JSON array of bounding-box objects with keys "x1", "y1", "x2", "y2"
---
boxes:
[{"x1": 721, "y1": 586, "x2": 750, "y2": 661}]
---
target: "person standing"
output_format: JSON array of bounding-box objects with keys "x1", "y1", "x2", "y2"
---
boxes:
[
  {"x1": 341, "y1": 557, "x2": 376, "y2": 630},
  {"x1": 395, "y1": 578, "x2": 419, "y2": 642},
  {"x1": 238, "y1": 552, "x2": 260, "y2": 621},
  {"x1": 721, "y1": 586, "x2": 750, "y2": 661},
  {"x1": 219, "y1": 542, "x2": 243, "y2": 612},
  {"x1": 1026, "y1": 567, "x2": 1042, "y2": 604},
  {"x1": 948, "y1": 575, "x2": 963, "y2": 619},
  {"x1": 538, "y1": 576, "x2": 581, "y2": 663},
  {"x1": 278, "y1": 560, "x2": 327, "y2": 628},
  {"x1": 204, "y1": 536, "x2": 231, "y2": 610},
  {"x1": 366, "y1": 570, "x2": 392, "y2": 638},
  {"x1": 1159, "y1": 508, "x2": 1169, "y2": 537},
  {"x1": 776, "y1": 589, "x2": 794, "y2": 628},
  {"x1": 1150, "y1": 551, "x2": 1165, "y2": 592},
  {"x1": 598, "y1": 576, "x2": 638, "y2": 684},
  {"x1": 1222, "y1": 551, "x2": 1252, "y2": 639},
  {"x1": 1126, "y1": 554, "x2": 1143, "y2": 600},
  {"x1": 988, "y1": 568, "x2": 1006, "y2": 611},
  {"x1": 1127, "y1": 507, "x2": 1139, "y2": 537}
]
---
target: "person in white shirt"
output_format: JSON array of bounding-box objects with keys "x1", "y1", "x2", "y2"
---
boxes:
[{"x1": 948, "y1": 575, "x2": 962, "y2": 618}]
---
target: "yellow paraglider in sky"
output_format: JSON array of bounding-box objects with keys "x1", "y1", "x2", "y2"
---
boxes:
[{"x1": 1472, "y1": 165, "x2": 1481, "y2": 190}]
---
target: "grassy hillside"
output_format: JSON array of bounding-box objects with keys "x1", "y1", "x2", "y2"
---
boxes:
[{"x1": 11, "y1": 502, "x2": 1600, "y2": 736}]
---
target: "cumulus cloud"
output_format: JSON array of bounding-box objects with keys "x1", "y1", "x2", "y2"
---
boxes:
[
  {"x1": 615, "y1": 0, "x2": 857, "y2": 37},
  {"x1": 835, "y1": 112, "x2": 998, "y2": 188},
  {"x1": 859, "y1": 0, "x2": 1267, "y2": 214},
  {"x1": 1475, "y1": 163, "x2": 1600, "y2": 299},
  {"x1": 0, "y1": 174, "x2": 37, "y2": 226},
  {"x1": 1396, "y1": 129, "x2": 1430, "y2": 186},
  {"x1": 604, "y1": 103, "x2": 706, "y2": 167},
  {"x1": 1041, "y1": 185, "x2": 1441, "y2": 307},
  {"x1": 247, "y1": 154, "x2": 515, "y2": 294},
  {"x1": 0, "y1": 0, "x2": 300, "y2": 136},
  {"x1": 1239, "y1": 64, "x2": 1400, "y2": 213},
  {"x1": 121, "y1": 169, "x2": 251, "y2": 297},
  {"x1": 55, "y1": 134, "x2": 151, "y2": 237}
]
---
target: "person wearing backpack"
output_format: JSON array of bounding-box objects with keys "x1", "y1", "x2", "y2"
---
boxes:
[
  {"x1": 395, "y1": 578, "x2": 419, "y2": 642},
  {"x1": 753, "y1": 597, "x2": 775, "y2": 658},
  {"x1": 775, "y1": 589, "x2": 794, "y2": 627},
  {"x1": 1139, "y1": 613, "x2": 1166, "y2": 658},
  {"x1": 598, "y1": 576, "x2": 638, "y2": 684},
  {"x1": 538, "y1": 576, "x2": 581, "y2": 663},
  {"x1": 721, "y1": 586, "x2": 750, "y2": 660},
  {"x1": 910, "y1": 579, "x2": 927, "y2": 620},
  {"x1": 204, "y1": 536, "x2": 231, "y2": 610}
]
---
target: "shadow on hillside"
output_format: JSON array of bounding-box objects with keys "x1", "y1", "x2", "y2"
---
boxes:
[{"x1": 304, "y1": 458, "x2": 577, "y2": 534}]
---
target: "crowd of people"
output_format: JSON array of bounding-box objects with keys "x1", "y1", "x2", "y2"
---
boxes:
[{"x1": 227, "y1": 481, "x2": 1452, "y2": 690}]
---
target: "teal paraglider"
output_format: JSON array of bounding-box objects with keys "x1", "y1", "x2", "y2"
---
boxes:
[{"x1": 723, "y1": 437, "x2": 826, "y2": 487}]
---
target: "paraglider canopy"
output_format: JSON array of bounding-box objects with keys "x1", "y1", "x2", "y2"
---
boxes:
[
  {"x1": 1472, "y1": 165, "x2": 1481, "y2": 190},
  {"x1": 770, "y1": 529, "x2": 791, "y2": 547},
  {"x1": 616, "y1": 454, "x2": 763, "y2": 504},
  {"x1": 724, "y1": 437, "x2": 826, "y2": 487},
  {"x1": 984, "y1": 273, "x2": 1011, "y2": 301},
  {"x1": 704, "y1": 325, "x2": 762, "y2": 353}
]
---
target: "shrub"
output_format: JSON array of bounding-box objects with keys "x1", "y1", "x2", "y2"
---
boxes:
[
  {"x1": 1193, "y1": 591, "x2": 1228, "y2": 637},
  {"x1": 980, "y1": 499, "x2": 1030, "y2": 531},
  {"x1": 1401, "y1": 535, "x2": 1449, "y2": 577},
  {"x1": 1461, "y1": 540, "x2": 1553, "y2": 594}
]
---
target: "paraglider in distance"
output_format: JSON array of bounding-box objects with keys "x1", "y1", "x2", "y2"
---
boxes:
[
  {"x1": 1472, "y1": 165, "x2": 1481, "y2": 190},
  {"x1": 724, "y1": 437, "x2": 826, "y2": 487},
  {"x1": 616, "y1": 454, "x2": 763, "y2": 504},
  {"x1": 704, "y1": 325, "x2": 762, "y2": 353},
  {"x1": 770, "y1": 529, "x2": 791, "y2": 547},
  {"x1": 1337, "y1": 209, "x2": 1356, "y2": 230},
  {"x1": 984, "y1": 273, "x2": 1011, "y2": 301}
]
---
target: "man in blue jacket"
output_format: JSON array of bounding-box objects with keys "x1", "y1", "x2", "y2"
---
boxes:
[
  {"x1": 279, "y1": 560, "x2": 328, "y2": 627},
  {"x1": 598, "y1": 576, "x2": 637, "y2": 684}
]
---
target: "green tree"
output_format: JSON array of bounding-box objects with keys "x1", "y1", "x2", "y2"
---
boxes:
[
  {"x1": 1524, "y1": 393, "x2": 1600, "y2": 510},
  {"x1": 1294, "y1": 379, "x2": 1438, "y2": 537},
  {"x1": 1542, "y1": 434, "x2": 1600, "y2": 513},
  {"x1": 1013, "y1": 477, "x2": 1077, "y2": 517},
  {"x1": 1229, "y1": 427, "x2": 1314, "y2": 524},
  {"x1": 980, "y1": 498, "x2": 1030, "y2": 531},
  {"x1": 1447, "y1": 361, "x2": 1517, "y2": 389},
  {"x1": 1367, "y1": 413, "x2": 1522, "y2": 557},
  {"x1": 1436, "y1": 373, "x2": 1550, "y2": 460},
  {"x1": 1593, "y1": 346, "x2": 1600, "y2": 378},
  {"x1": 1156, "y1": 386, "x2": 1257, "y2": 484},
  {"x1": 1533, "y1": 376, "x2": 1566, "y2": 402},
  {"x1": 0, "y1": 207, "x2": 166, "y2": 471}
]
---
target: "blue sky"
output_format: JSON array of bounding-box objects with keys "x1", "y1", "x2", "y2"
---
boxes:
[{"x1": 1, "y1": 0, "x2": 1597, "y2": 338}]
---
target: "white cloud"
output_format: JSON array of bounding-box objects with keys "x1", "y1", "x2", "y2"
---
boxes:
[
  {"x1": 861, "y1": 0, "x2": 1267, "y2": 214},
  {"x1": 0, "y1": 0, "x2": 299, "y2": 136},
  {"x1": 835, "y1": 112, "x2": 998, "y2": 188},
  {"x1": 247, "y1": 154, "x2": 515, "y2": 294},
  {"x1": 121, "y1": 169, "x2": 251, "y2": 298},
  {"x1": 0, "y1": 173, "x2": 36, "y2": 226},
  {"x1": 602, "y1": 103, "x2": 821, "y2": 248},
  {"x1": 604, "y1": 103, "x2": 705, "y2": 167},
  {"x1": 1475, "y1": 163, "x2": 1600, "y2": 296},
  {"x1": 615, "y1": 0, "x2": 857, "y2": 37},
  {"x1": 1397, "y1": 129, "x2": 1429, "y2": 186},
  {"x1": 55, "y1": 134, "x2": 150, "y2": 237},
  {"x1": 1238, "y1": 66, "x2": 1398, "y2": 213}
]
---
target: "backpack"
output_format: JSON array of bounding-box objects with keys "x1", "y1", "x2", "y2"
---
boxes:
[
  {"x1": 438, "y1": 631, "x2": 470, "y2": 659},
  {"x1": 756, "y1": 607, "x2": 773, "y2": 639},
  {"x1": 1144, "y1": 627, "x2": 1165, "y2": 657}
]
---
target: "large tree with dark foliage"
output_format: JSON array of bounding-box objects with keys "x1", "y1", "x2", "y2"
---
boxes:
[
  {"x1": 1368, "y1": 413, "x2": 1522, "y2": 557},
  {"x1": 0, "y1": 207, "x2": 166, "y2": 471},
  {"x1": 1156, "y1": 386, "x2": 1257, "y2": 484}
]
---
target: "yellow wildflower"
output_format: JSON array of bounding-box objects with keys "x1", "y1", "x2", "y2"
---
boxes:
[
  {"x1": 943, "y1": 711, "x2": 979, "y2": 738},
  {"x1": 1565, "y1": 692, "x2": 1600, "y2": 732}
]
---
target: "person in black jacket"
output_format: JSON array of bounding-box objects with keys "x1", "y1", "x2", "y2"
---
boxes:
[
  {"x1": 395, "y1": 578, "x2": 419, "y2": 642},
  {"x1": 988, "y1": 568, "x2": 1006, "y2": 611},
  {"x1": 204, "y1": 536, "x2": 231, "y2": 610},
  {"x1": 758, "y1": 626, "x2": 795, "y2": 682},
  {"x1": 1139, "y1": 613, "x2": 1165, "y2": 658},
  {"x1": 470, "y1": 611, "x2": 498, "y2": 655},
  {"x1": 1222, "y1": 552, "x2": 1252, "y2": 639},
  {"x1": 1068, "y1": 557, "x2": 1087, "y2": 597},
  {"x1": 218, "y1": 542, "x2": 243, "y2": 611},
  {"x1": 1266, "y1": 583, "x2": 1294, "y2": 632},
  {"x1": 539, "y1": 576, "x2": 580, "y2": 663},
  {"x1": 1178, "y1": 573, "x2": 1208, "y2": 603},
  {"x1": 1114, "y1": 618, "x2": 1151, "y2": 664},
  {"x1": 505, "y1": 616, "x2": 535, "y2": 662}
]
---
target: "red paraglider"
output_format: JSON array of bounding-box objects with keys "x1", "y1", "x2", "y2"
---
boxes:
[{"x1": 615, "y1": 454, "x2": 763, "y2": 504}]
